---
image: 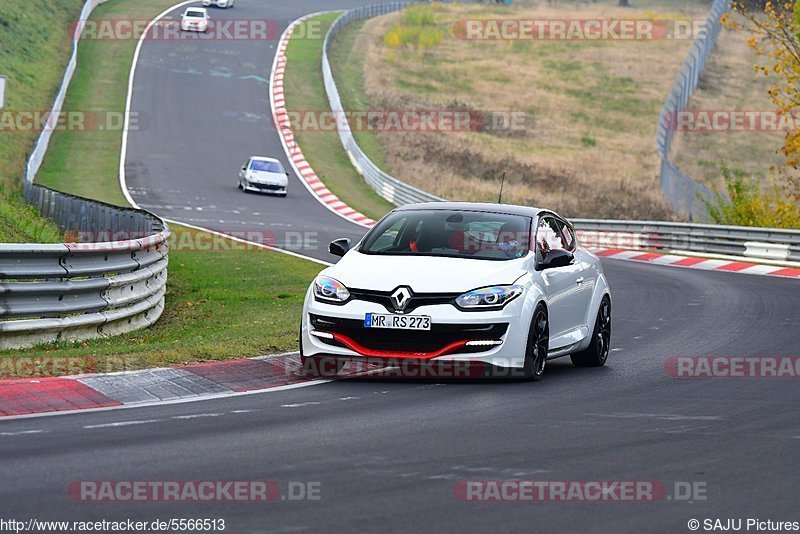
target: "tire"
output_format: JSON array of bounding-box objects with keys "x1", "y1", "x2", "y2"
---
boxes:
[
  {"x1": 571, "y1": 296, "x2": 611, "y2": 367},
  {"x1": 522, "y1": 304, "x2": 549, "y2": 381}
]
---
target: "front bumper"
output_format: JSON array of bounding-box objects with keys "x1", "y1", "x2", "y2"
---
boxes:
[
  {"x1": 301, "y1": 288, "x2": 530, "y2": 369},
  {"x1": 181, "y1": 23, "x2": 207, "y2": 32},
  {"x1": 243, "y1": 181, "x2": 287, "y2": 195}
]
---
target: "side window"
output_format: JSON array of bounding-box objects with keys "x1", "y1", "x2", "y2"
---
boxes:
[
  {"x1": 371, "y1": 217, "x2": 407, "y2": 251},
  {"x1": 536, "y1": 217, "x2": 566, "y2": 255},
  {"x1": 556, "y1": 219, "x2": 576, "y2": 252}
]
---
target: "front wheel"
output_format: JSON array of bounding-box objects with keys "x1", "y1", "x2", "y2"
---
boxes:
[
  {"x1": 571, "y1": 296, "x2": 611, "y2": 367},
  {"x1": 522, "y1": 304, "x2": 549, "y2": 381}
]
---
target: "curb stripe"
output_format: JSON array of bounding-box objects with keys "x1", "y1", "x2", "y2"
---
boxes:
[
  {"x1": 269, "y1": 13, "x2": 376, "y2": 229},
  {"x1": 591, "y1": 247, "x2": 800, "y2": 280}
]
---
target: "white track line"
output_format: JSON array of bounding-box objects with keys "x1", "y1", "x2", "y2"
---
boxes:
[{"x1": 120, "y1": 0, "x2": 196, "y2": 209}]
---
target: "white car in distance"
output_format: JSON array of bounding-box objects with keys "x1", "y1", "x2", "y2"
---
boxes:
[
  {"x1": 203, "y1": 0, "x2": 235, "y2": 8},
  {"x1": 300, "y1": 203, "x2": 612, "y2": 379},
  {"x1": 238, "y1": 157, "x2": 289, "y2": 196},
  {"x1": 180, "y1": 8, "x2": 210, "y2": 32}
]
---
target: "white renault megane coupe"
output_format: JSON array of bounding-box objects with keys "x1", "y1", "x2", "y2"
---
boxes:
[{"x1": 300, "y1": 202, "x2": 611, "y2": 380}]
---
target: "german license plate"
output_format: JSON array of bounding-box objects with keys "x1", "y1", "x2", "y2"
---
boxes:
[{"x1": 364, "y1": 313, "x2": 431, "y2": 330}]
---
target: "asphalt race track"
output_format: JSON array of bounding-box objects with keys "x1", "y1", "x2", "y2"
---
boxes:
[
  {"x1": 2, "y1": 261, "x2": 799, "y2": 531},
  {"x1": 2, "y1": 1, "x2": 799, "y2": 532},
  {"x1": 123, "y1": 0, "x2": 378, "y2": 262}
]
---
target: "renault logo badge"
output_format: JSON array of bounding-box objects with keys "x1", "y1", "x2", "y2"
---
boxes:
[{"x1": 391, "y1": 287, "x2": 413, "y2": 312}]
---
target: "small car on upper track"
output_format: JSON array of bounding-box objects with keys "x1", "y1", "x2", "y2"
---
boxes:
[
  {"x1": 300, "y1": 202, "x2": 612, "y2": 379},
  {"x1": 203, "y1": 0, "x2": 235, "y2": 8},
  {"x1": 180, "y1": 8, "x2": 210, "y2": 32},
  {"x1": 238, "y1": 156, "x2": 289, "y2": 196}
]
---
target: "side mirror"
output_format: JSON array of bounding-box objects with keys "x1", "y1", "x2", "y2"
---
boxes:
[
  {"x1": 329, "y1": 238, "x2": 351, "y2": 257},
  {"x1": 538, "y1": 249, "x2": 574, "y2": 271},
  {"x1": 286, "y1": 172, "x2": 290, "y2": 176}
]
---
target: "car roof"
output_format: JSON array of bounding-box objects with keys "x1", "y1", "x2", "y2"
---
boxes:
[
  {"x1": 248, "y1": 156, "x2": 281, "y2": 164},
  {"x1": 393, "y1": 202, "x2": 562, "y2": 220},
  {"x1": 184, "y1": 7, "x2": 208, "y2": 13}
]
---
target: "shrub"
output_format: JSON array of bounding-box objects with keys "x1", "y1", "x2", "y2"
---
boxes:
[{"x1": 702, "y1": 165, "x2": 800, "y2": 228}]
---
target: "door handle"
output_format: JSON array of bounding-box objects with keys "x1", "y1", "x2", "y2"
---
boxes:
[{"x1": 575, "y1": 277, "x2": 584, "y2": 284}]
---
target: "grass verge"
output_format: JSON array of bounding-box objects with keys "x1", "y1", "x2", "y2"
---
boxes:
[
  {"x1": 36, "y1": 0, "x2": 185, "y2": 205},
  {"x1": 326, "y1": 1, "x2": 715, "y2": 219},
  {"x1": 0, "y1": 228, "x2": 324, "y2": 377},
  {"x1": 0, "y1": 0, "x2": 83, "y2": 242},
  {"x1": 1, "y1": 0, "x2": 328, "y2": 376},
  {"x1": 283, "y1": 13, "x2": 396, "y2": 221}
]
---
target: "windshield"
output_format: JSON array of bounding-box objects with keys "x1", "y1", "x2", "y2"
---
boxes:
[
  {"x1": 185, "y1": 10, "x2": 205, "y2": 17},
  {"x1": 360, "y1": 209, "x2": 531, "y2": 260},
  {"x1": 249, "y1": 160, "x2": 283, "y2": 173}
]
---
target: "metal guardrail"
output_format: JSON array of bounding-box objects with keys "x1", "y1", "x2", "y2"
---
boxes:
[
  {"x1": 573, "y1": 219, "x2": 800, "y2": 263},
  {"x1": 323, "y1": 2, "x2": 443, "y2": 206},
  {"x1": 1, "y1": 185, "x2": 170, "y2": 350},
  {"x1": 655, "y1": 0, "x2": 731, "y2": 220},
  {"x1": 2, "y1": 0, "x2": 171, "y2": 350}
]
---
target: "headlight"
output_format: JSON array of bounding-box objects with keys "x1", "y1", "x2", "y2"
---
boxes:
[
  {"x1": 455, "y1": 285, "x2": 523, "y2": 310},
  {"x1": 313, "y1": 276, "x2": 350, "y2": 303}
]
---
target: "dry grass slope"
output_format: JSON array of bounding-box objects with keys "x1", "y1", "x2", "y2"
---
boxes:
[{"x1": 352, "y1": 1, "x2": 715, "y2": 219}]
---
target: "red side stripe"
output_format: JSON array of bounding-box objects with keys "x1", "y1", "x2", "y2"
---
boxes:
[
  {"x1": 673, "y1": 257, "x2": 707, "y2": 266},
  {"x1": 716, "y1": 261, "x2": 757, "y2": 272},
  {"x1": 0, "y1": 378, "x2": 121, "y2": 417}
]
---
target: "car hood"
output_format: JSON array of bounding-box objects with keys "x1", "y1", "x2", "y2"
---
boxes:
[
  {"x1": 247, "y1": 170, "x2": 287, "y2": 184},
  {"x1": 325, "y1": 250, "x2": 530, "y2": 293}
]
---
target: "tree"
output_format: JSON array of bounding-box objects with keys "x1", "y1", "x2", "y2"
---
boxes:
[{"x1": 725, "y1": 2, "x2": 800, "y2": 188}]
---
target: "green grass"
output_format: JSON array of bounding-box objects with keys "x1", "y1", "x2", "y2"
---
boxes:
[
  {"x1": 0, "y1": 0, "x2": 84, "y2": 242},
  {"x1": 0, "y1": 0, "x2": 330, "y2": 376},
  {"x1": 284, "y1": 14, "x2": 396, "y2": 221},
  {"x1": 36, "y1": 0, "x2": 185, "y2": 205},
  {"x1": 0, "y1": 228, "x2": 325, "y2": 376}
]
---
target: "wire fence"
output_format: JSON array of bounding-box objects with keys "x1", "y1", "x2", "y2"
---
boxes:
[{"x1": 655, "y1": 0, "x2": 731, "y2": 220}]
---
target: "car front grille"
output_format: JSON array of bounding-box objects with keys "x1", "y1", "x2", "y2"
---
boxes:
[
  {"x1": 253, "y1": 183, "x2": 283, "y2": 191},
  {"x1": 348, "y1": 288, "x2": 460, "y2": 314},
  {"x1": 310, "y1": 314, "x2": 508, "y2": 354}
]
